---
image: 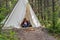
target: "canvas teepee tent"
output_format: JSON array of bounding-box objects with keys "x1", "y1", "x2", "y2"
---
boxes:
[{"x1": 3, "y1": 0, "x2": 41, "y2": 29}]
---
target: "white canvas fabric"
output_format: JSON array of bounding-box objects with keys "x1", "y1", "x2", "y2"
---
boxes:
[{"x1": 3, "y1": 0, "x2": 41, "y2": 29}]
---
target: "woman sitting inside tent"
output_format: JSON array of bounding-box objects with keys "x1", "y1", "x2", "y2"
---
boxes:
[{"x1": 21, "y1": 18, "x2": 32, "y2": 28}]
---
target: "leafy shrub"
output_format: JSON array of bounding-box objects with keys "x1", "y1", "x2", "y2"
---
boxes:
[
  {"x1": 55, "y1": 19, "x2": 60, "y2": 34},
  {"x1": 0, "y1": 24, "x2": 18, "y2": 40},
  {"x1": 47, "y1": 18, "x2": 60, "y2": 35},
  {"x1": 0, "y1": 30, "x2": 18, "y2": 40},
  {"x1": 0, "y1": 14, "x2": 5, "y2": 22},
  {"x1": 0, "y1": 7, "x2": 9, "y2": 22}
]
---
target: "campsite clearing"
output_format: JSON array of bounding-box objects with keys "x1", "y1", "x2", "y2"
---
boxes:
[{"x1": 12, "y1": 27, "x2": 57, "y2": 40}]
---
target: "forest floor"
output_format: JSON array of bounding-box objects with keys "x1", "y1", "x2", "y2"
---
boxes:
[{"x1": 12, "y1": 27, "x2": 57, "y2": 40}]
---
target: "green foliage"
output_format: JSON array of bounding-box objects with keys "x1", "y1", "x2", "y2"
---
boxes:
[
  {"x1": 46, "y1": 2, "x2": 60, "y2": 35},
  {"x1": 0, "y1": 7, "x2": 8, "y2": 22},
  {"x1": 0, "y1": 24, "x2": 18, "y2": 40},
  {"x1": 55, "y1": 19, "x2": 60, "y2": 34},
  {"x1": 0, "y1": 0, "x2": 19, "y2": 40},
  {"x1": 0, "y1": 14, "x2": 5, "y2": 22},
  {"x1": 0, "y1": 0, "x2": 18, "y2": 23},
  {"x1": 46, "y1": 18, "x2": 60, "y2": 35},
  {"x1": 0, "y1": 30, "x2": 18, "y2": 40},
  {"x1": 29, "y1": 0, "x2": 60, "y2": 35}
]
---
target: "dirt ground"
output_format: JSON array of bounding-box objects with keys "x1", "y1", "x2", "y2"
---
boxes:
[{"x1": 13, "y1": 27, "x2": 57, "y2": 40}]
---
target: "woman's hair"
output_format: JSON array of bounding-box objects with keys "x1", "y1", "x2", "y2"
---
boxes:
[{"x1": 24, "y1": 18, "x2": 26, "y2": 21}]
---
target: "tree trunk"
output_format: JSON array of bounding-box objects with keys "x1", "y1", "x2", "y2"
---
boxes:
[{"x1": 52, "y1": 0, "x2": 55, "y2": 28}]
